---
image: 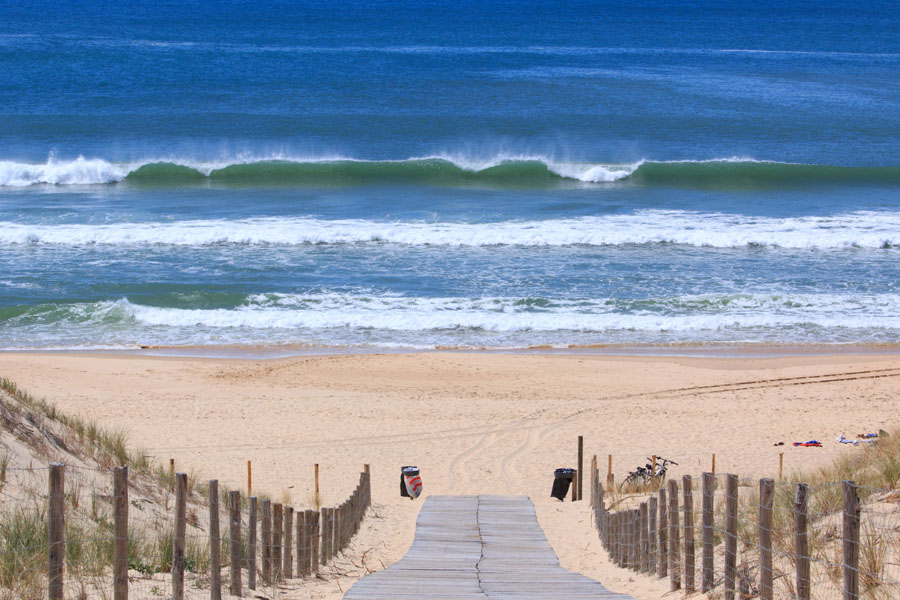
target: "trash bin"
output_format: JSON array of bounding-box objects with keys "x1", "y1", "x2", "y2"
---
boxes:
[
  {"x1": 551, "y1": 468, "x2": 575, "y2": 501},
  {"x1": 400, "y1": 466, "x2": 422, "y2": 499}
]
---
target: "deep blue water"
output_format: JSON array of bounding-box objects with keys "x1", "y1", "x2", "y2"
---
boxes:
[{"x1": 2, "y1": 0, "x2": 900, "y2": 350}]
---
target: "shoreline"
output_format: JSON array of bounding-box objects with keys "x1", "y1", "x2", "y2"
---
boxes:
[{"x1": 4, "y1": 341, "x2": 900, "y2": 360}]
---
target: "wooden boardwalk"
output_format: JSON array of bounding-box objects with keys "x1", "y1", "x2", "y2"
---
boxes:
[{"x1": 343, "y1": 495, "x2": 634, "y2": 599}]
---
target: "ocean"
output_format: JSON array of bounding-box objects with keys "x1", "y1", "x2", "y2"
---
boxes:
[{"x1": 2, "y1": 0, "x2": 900, "y2": 352}]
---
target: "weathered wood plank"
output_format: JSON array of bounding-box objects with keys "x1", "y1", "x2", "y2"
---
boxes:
[{"x1": 344, "y1": 496, "x2": 635, "y2": 600}]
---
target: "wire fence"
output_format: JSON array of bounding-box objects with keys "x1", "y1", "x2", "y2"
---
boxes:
[
  {"x1": 0, "y1": 461, "x2": 372, "y2": 600},
  {"x1": 589, "y1": 462, "x2": 900, "y2": 600}
]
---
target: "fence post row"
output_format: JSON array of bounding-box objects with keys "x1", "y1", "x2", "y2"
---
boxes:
[
  {"x1": 588, "y1": 468, "x2": 883, "y2": 600},
  {"x1": 39, "y1": 464, "x2": 374, "y2": 599}
]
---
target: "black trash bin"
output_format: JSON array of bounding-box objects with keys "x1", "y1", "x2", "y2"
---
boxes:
[
  {"x1": 551, "y1": 468, "x2": 575, "y2": 501},
  {"x1": 400, "y1": 466, "x2": 420, "y2": 497}
]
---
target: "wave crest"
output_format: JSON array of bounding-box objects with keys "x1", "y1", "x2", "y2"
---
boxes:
[{"x1": 3, "y1": 155, "x2": 900, "y2": 189}]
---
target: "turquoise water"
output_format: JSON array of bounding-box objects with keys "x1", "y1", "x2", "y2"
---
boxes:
[{"x1": 2, "y1": 1, "x2": 900, "y2": 350}]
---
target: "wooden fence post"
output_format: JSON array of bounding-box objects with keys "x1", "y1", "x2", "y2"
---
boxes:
[
  {"x1": 779, "y1": 453, "x2": 784, "y2": 481},
  {"x1": 314, "y1": 464, "x2": 320, "y2": 507},
  {"x1": 607, "y1": 454, "x2": 613, "y2": 488},
  {"x1": 320, "y1": 507, "x2": 330, "y2": 565},
  {"x1": 658, "y1": 486, "x2": 668, "y2": 578},
  {"x1": 114, "y1": 466, "x2": 128, "y2": 600},
  {"x1": 591, "y1": 455, "x2": 598, "y2": 508},
  {"x1": 49, "y1": 463, "x2": 65, "y2": 600},
  {"x1": 261, "y1": 499, "x2": 272, "y2": 584},
  {"x1": 229, "y1": 491, "x2": 242, "y2": 596},
  {"x1": 248, "y1": 496, "x2": 258, "y2": 590},
  {"x1": 577, "y1": 435, "x2": 584, "y2": 501},
  {"x1": 297, "y1": 511, "x2": 309, "y2": 577},
  {"x1": 571, "y1": 471, "x2": 578, "y2": 502},
  {"x1": 842, "y1": 481, "x2": 860, "y2": 600},
  {"x1": 612, "y1": 511, "x2": 620, "y2": 567},
  {"x1": 668, "y1": 479, "x2": 681, "y2": 591},
  {"x1": 208, "y1": 480, "x2": 221, "y2": 600},
  {"x1": 284, "y1": 506, "x2": 293, "y2": 579},
  {"x1": 173, "y1": 473, "x2": 187, "y2": 600},
  {"x1": 683, "y1": 474, "x2": 695, "y2": 593},
  {"x1": 310, "y1": 510, "x2": 320, "y2": 573},
  {"x1": 632, "y1": 509, "x2": 640, "y2": 570},
  {"x1": 273, "y1": 503, "x2": 283, "y2": 582},
  {"x1": 794, "y1": 483, "x2": 810, "y2": 600},
  {"x1": 759, "y1": 478, "x2": 774, "y2": 600},
  {"x1": 648, "y1": 495, "x2": 658, "y2": 574},
  {"x1": 247, "y1": 460, "x2": 252, "y2": 497},
  {"x1": 702, "y1": 472, "x2": 715, "y2": 593},
  {"x1": 724, "y1": 474, "x2": 738, "y2": 600},
  {"x1": 640, "y1": 502, "x2": 649, "y2": 572}
]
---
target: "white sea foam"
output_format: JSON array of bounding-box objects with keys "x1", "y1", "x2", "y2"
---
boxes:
[
  {"x1": 31, "y1": 293, "x2": 900, "y2": 334},
  {"x1": 0, "y1": 157, "x2": 131, "y2": 186},
  {"x1": 2, "y1": 210, "x2": 899, "y2": 249}
]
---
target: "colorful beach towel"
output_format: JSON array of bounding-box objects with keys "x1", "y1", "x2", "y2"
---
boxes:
[{"x1": 793, "y1": 440, "x2": 823, "y2": 447}]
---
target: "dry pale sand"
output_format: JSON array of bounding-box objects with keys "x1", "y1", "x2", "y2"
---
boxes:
[{"x1": 2, "y1": 351, "x2": 899, "y2": 599}]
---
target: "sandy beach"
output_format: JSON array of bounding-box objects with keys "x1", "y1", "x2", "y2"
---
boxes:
[{"x1": 1, "y1": 351, "x2": 898, "y2": 598}]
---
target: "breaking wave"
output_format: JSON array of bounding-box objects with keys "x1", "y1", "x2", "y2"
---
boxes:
[{"x1": 3, "y1": 156, "x2": 900, "y2": 189}]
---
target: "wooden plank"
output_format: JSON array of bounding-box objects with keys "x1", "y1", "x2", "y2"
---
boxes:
[{"x1": 345, "y1": 496, "x2": 636, "y2": 600}]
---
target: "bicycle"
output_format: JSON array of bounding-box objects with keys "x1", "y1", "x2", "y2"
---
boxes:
[{"x1": 623, "y1": 455, "x2": 679, "y2": 487}]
